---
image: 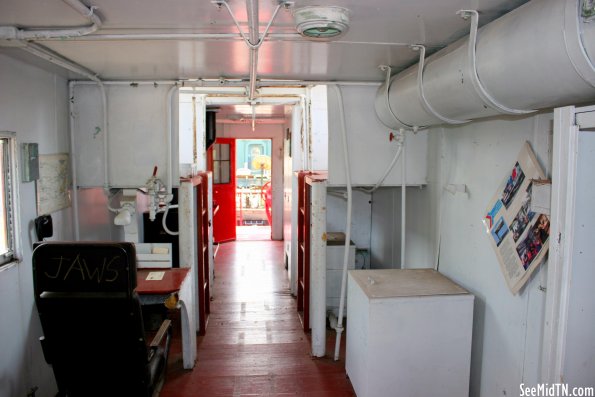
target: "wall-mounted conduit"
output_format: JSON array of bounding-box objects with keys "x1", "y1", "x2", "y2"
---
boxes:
[
  {"x1": 214, "y1": 0, "x2": 290, "y2": 101},
  {"x1": 375, "y1": 0, "x2": 595, "y2": 130}
]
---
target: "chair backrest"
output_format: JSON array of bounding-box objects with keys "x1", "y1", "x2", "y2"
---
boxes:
[{"x1": 33, "y1": 241, "x2": 153, "y2": 397}]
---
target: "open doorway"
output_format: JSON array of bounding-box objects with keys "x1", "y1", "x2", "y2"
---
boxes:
[
  {"x1": 180, "y1": 89, "x2": 305, "y2": 243},
  {"x1": 236, "y1": 139, "x2": 272, "y2": 241}
]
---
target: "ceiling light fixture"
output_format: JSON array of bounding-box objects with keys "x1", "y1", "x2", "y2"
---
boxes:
[{"x1": 293, "y1": 6, "x2": 350, "y2": 41}]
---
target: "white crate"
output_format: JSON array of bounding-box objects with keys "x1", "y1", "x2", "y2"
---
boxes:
[
  {"x1": 346, "y1": 269, "x2": 474, "y2": 397},
  {"x1": 135, "y1": 243, "x2": 173, "y2": 268}
]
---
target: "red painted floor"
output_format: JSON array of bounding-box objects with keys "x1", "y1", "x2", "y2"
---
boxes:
[{"x1": 160, "y1": 240, "x2": 355, "y2": 397}]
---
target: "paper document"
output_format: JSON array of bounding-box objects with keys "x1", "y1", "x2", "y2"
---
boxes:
[{"x1": 146, "y1": 271, "x2": 165, "y2": 281}]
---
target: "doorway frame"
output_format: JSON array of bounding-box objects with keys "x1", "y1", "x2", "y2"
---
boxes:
[
  {"x1": 235, "y1": 138, "x2": 274, "y2": 235},
  {"x1": 213, "y1": 125, "x2": 284, "y2": 240},
  {"x1": 202, "y1": 92, "x2": 305, "y2": 241},
  {"x1": 542, "y1": 104, "x2": 595, "y2": 382}
]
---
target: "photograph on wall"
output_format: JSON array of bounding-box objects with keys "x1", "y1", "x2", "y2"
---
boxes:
[
  {"x1": 491, "y1": 217, "x2": 509, "y2": 247},
  {"x1": 509, "y1": 183, "x2": 536, "y2": 242},
  {"x1": 483, "y1": 142, "x2": 549, "y2": 294},
  {"x1": 516, "y1": 223, "x2": 544, "y2": 269},
  {"x1": 501, "y1": 162, "x2": 525, "y2": 208}
]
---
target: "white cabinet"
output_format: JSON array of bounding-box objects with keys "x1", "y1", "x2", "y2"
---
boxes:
[
  {"x1": 346, "y1": 269, "x2": 474, "y2": 397},
  {"x1": 326, "y1": 240, "x2": 355, "y2": 317}
]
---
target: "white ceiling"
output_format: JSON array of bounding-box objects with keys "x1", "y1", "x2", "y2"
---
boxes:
[{"x1": 0, "y1": 0, "x2": 529, "y2": 83}]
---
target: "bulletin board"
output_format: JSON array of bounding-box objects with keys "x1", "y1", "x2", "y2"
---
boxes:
[
  {"x1": 36, "y1": 153, "x2": 71, "y2": 215},
  {"x1": 483, "y1": 142, "x2": 549, "y2": 294}
]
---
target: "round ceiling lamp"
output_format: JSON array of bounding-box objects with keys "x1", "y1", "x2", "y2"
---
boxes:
[{"x1": 293, "y1": 6, "x2": 350, "y2": 41}]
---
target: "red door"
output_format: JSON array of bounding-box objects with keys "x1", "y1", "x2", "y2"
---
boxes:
[{"x1": 207, "y1": 138, "x2": 236, "y2": 243}]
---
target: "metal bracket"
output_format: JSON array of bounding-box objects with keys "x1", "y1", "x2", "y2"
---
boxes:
[
  {"x1": 457, "y1": 9, "x2": 536, "y2": 115},
  {"x1": 378, "y1": 64, "x2": 415, "y2": 129},
  {"x1": 565, "y1": 1, "x2": 595, "y2": 87},
  {"x1": 583, "y1": 0, "x2": 595, "y2": 22},
  {"x1": 411, "y1": 44, "x2": 470, "y2": 125},
  {"x1": 279, "y1": 0, "x2": 294, "y2": 8}
]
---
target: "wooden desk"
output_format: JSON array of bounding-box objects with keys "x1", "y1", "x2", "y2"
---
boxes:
[
  {"x1": 137, "y1": 268, "x2": 189, "y2": 295},
  {"x1": 136, "y1": 268, "x2": 196, "y2": 369}
]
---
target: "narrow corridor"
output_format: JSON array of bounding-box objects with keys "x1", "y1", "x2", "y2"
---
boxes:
[{"x1": 160, "y1": 240, "x2": 355, "y2": 397}]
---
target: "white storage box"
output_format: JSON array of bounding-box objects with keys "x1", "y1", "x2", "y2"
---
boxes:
[
  {"x1": 346, "y1": 269, "x2": 474, "y2": 397},
  {"x1": 135, "y1": 243, "x2": 173, "y2": 268}
]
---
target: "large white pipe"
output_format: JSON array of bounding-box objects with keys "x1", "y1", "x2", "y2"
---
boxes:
[
  {"x1": 0, "y1": 0, "x2": 102, "y2": 41},
  {"x1": 72, "y1": 79, "x2": 381, "y2": 88},
  {"x1": 68, "y1": 81, "x2": 80, "y2": 240},
  {"x1": 166, "y1": 84, "x2": 179, "y2": 197},
  {"x1": 401, "y1": 132, "x2": 406, "y2": 268},
  {"x1": 358, "y1": 141, "x2": 403, "y2": 194},
  {"x1": 218, "y1": 0, "x2": 285, "y2": 101},
  {"x1": 376, "y1": 0, "x2": 595, "y2": 129},
  {"x1": 36, "y1": 32, "x2": 301, "y2": 42},
  {"x1": 331, "y1": 84, "x2": 353, "y2": 361},
  {"x1": 99, "y1": 84, "x2": 109, "y2": 191},
  {"x1": 246, "y1": 0, "x2": 260, "y2": 101}
]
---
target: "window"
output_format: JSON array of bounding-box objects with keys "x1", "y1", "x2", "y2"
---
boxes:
[
  {"x1": 0, "y1": 134, "x2": 17, "y2": 266},
  {"x1": 212, "y1": 142, "x2": 231, "y2": 184}
]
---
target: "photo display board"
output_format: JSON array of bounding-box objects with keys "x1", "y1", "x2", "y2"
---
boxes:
[{"x1": 483, "y1": 142, "x2": 550, "y2": 294}]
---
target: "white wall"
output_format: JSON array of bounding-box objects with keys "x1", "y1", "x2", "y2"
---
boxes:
[
  {"x1": 72, "y1": 83, "x2": 179, "y2": 188},
  {"x1": 216, "y1": 123, "x2": 285, "y2": 240},
  {"x1": 390, "y1": 113, "x2": 554, "y2": 396},
  {"x1": 309, "y1": 85, "x2": 329, "y2": 171},
  {"x1": 324, "y1": 85, "x2": 432, "y2": 268},
  {"x1": 71, "y1": 83, "x2": 181, "y2": 241},
  {"x1": 327, "y1": 85, "x2": 428, "y2": 187},
  {"x1": 370, "y1": 185, "x2": 436, "y2": 268},
  {"x1": 77, "y1": 188, "x2": 122, "y2": 241},
  {"x1": 327, "y1": 190, "x2": 371, "y2": 254},
  {"x1": 179, "y1": 93, "x2": 206, "y2": 172},
  {"x1": 0, "y1": 54, "x2": 73, "y2": 397}
]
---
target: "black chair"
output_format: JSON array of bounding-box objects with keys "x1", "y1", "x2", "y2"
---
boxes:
[{"x1": 33, "y1": 242, "x2": 172, "y2": 397}]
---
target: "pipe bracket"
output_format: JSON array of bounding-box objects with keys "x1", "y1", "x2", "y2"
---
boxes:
[
  {"x1": 564, "y1": 1, "x2": 595, "y2": 87},
  {"x1": 458, "y1": 9, "x2": 536, "y2": 115},
  {"x1": 412, "y1": 44, "x2": 470, "y2": 125},
  {"x1": 377, "y1": 65, "x2": 414, "y2": 129}
]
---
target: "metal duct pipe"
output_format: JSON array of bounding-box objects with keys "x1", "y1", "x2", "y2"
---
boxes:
[
  {"x1": 376, "y1": 0, "x2": 595, "y2": 129},
  {"x1": 246, "y1": 0, "x2": 260, "y2": 101},
  {"x1": 216, "y1": 0, "x2": 285, "y2": 101},
  {"x1": 0, "y1": 0, "x2": 102, "y2": 41}
]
